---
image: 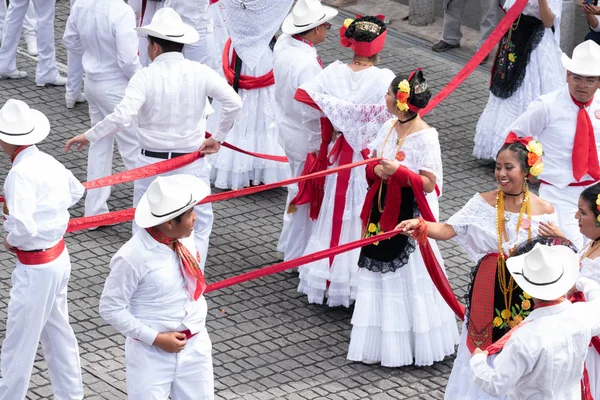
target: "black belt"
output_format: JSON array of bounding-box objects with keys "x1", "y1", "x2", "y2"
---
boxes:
[{"x1": 141, "y1": 149, "x2": 189, "y2": 160}]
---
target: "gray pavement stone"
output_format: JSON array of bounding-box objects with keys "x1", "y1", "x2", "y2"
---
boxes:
[{"x1": 0, "y1": 2, "x2": 503, "y2": 399}]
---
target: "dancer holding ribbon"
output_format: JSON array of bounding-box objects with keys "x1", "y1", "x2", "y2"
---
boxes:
[
  {"x1": 347, "y1": 70, "x2": 459, "y2": 367},
  {"x1": 398, "y1": 136, "x2": 560, "y2": 399},
  {"x1": 100, "y1": 175, "x2": 214, "y2": 399},
  {"x1": 472, "y1": 0, "x2": 564, "y2": 160},
  {"x1": 295, "y1": 15, "x2": 394, "y2": 308},
  {"x1": 0, "y1": 100, "x2": 84, "y2": 399},
  {"x1": 510, "y1": 40, "x2": 600, "y2": 249}
]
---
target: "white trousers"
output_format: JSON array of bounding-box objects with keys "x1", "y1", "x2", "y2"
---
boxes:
[
  {"x1": 133, "y1": 155, "x2": 214, "y2": 271},
  {"x1": 277, "y1": 156, "x2": 314, "y2": 262},
  {"x1": 0, "y1": 0, "x2": 58, "y2": 83},
  {"x1": 0, "y1": 248, "x2": 83, "y2": 400},
  {"x1": 130, "y1": 0, "x2": 163, "y2": 67},
  {"x1": 84, "y1": 77, "x2": 139, "y2": 217},
  {"x1": 125, "y1": 328, "x2": 214, "y2": 399},
  {"x1": 65, "y1": 0, "x2": 83, "y2": 102},
  {"x1": 539, "y1": 182, "x2": 589, "y2": 250},
  {"x1": 0, "y1": 0, "x2": 35, "y2": 39}
]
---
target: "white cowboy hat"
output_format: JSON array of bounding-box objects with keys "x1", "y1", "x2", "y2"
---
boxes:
[
  {"x1": 0, "y1": 99, "x2": 50, "y2": 146},
  {"x1": 135, "y1": 174, "x2": 210, "y2": 228},
  {"x1": 135, "y1": 7, "x2": 199, "y2": 45},
  {"x1": 506, "y1": 243, "x2": 579, "y2": 301},
  {"x1": 281, "y1": 0, "x2": 338, "y2": 35},
  {"x1": 561, "y1": 40, "x2": 600, "y2": 77}
]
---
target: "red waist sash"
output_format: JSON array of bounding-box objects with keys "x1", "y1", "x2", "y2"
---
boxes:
[
  {"x1": 222, "y1": 38, "x2": 274, "y2": 90},
  {"x1": 15, "y1": 238, "x2": 66, "y2": 265},
  {"x1": 538, "y1": 179, "x2": 598, "y2": 187}
]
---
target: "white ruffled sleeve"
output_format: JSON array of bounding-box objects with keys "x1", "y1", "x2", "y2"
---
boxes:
[{"x1": 412, "y1": 129, "x2": 443, "y2": 190}]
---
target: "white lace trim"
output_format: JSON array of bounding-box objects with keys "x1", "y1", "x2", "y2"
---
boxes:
[{"x1": 580, "y1": 256, "x2": 600, "y2": 284}]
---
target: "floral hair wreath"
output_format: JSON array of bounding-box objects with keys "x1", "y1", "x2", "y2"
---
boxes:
[
  {"x1": 595, "y1": 193, "x2": 600, "y2": 226},
  {"x1": 504, "y1": 132, "x2": 544, "y2": 178},
  {"x1": 395, "y1": 69, "x2": 427, "y2": 113}
]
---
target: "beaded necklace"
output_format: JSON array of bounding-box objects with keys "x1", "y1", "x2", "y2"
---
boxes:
[{"x1": 496, "y1": 186, "x2": 532, "y2": 314}]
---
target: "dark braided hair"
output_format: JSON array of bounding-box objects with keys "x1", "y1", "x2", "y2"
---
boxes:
[
  {"x1": 390, "y1": 70, "x2": 432, "y2": 116},
  {"x1": 497, "y1": 142, "x2": 529, "y2": 173},
  {"x1": 580, "y1": 183, "x2": 600, "y2": 224},
  {"x1": 345, "y1": 16, "x2": 386, "y2": 42}
]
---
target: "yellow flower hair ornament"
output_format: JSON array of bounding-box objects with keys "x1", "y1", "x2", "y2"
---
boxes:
[
  {"x1": 526, "y1": 139, "x2": 544, "y2": 177},
  {"x1": 396, "y1": 79, "x2": 410, "y2": 112},
  {"x1": 596, "y1": 193, "x2": 600, "y2": 227}
]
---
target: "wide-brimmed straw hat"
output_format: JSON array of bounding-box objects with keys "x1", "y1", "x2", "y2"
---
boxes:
[
  {"x1": 135, "y1": 7, "x2": 199, "y2": 44},
  {"x1": 0, "y1": 99, "x2": 50, "y2": 146},
  {"x1": 561, "y1": 40, "x2": 600, "y2": 77},
  {"x1": 282, "y1": 0, "x2": 338, "y2": 35},
  {"x1": 506, "y1": 243, "x2": 579, "y2": 301},
  {"x1": 135, "y1": 174, "x2": 210, "y2": 228}
]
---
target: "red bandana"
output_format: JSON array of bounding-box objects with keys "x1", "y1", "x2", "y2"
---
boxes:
[
  {"x1": 146, "y1": 226, "x2": 206, "y2": 300},
  {"x1": 570, "y1": 94, "x2": 600, "y2": 182},
  {"x1": 292, "y1": 34, "x2": 322, "y2": 68}
]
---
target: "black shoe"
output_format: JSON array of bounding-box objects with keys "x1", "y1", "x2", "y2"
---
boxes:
[
  {"x1": 480, "y1": 55, "x2": 489, "y2": 65},
  {"x1": 431, "y1": 40, "x2": 460, "y2": 52}
]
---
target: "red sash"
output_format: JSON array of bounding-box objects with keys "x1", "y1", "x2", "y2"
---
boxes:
[
  {"x1": 222, "y1": 39, "x2": 274, "y2": 90},
  {"x1": 15, "y1": 239, "x2": 66, "y2": 265}
]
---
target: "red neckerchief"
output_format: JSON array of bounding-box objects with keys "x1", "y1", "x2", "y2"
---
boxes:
[
  {"x1": 10, "y1": 145, "x2": 29, "y2": 164},
  {"x1": 533, "y1": 296, "x2": 566, "y2": 309},
  {"x1": 570, "y1": 94, "x2": 600, "y2": 182},
  {"x1": 292, "y1": 34, "x2": 322, "y2": 68},
  {"x1": 146, "y1": 226, "x2": 206, "y2": 300}
]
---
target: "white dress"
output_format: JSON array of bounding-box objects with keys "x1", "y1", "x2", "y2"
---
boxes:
[
  {"x1": 347, "y1": 119, "x2": 460, "y2": 367},
  {"x1": 472, "y1": 0, "x2": 564, "y2": 160},
  {"x1": 297, "y1": 62, "x2": 395, "y2": 308},
  {"x1": 207, "y1": 45, "x2": 290, "y2": 190},
  {"x1": 444, "y1": 194, "x2": 559, "y2": 399},
  {"x1": 580, "y1": 255, "x2": 600, "y2": 398}
]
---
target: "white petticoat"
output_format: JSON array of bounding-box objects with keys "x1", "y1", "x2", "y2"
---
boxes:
[
  {"x1": 207, "y1": 49, "x2": 290, "y2": 190},
  {"x1": 444, "y1": 321, "x2": 505, "y2": 400},
  {"x1": 297, "y1": 151, "x2": 367, "y2": 308},
  {"x1": 347, "y1": 239, "x2": 459, "y2": 367},
  {"x1": 472, "y1": 29, "x2": 564, "y2": 160}
]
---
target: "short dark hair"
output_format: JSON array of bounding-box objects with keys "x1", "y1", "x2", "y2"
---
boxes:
[
  {"x1": 581, "y1": 183, "x2": 600, "y2": 219},
  {"x1": 148, "y1": 35, "x2": 184, "y2": 53},
  {"x1": 172, "y1": 207, "x2": 194, "y2": 224},
  {"x1": 496, "y1": 141, "x2": 529, "y2": 173},
  {"x1": 390, "y1": 70, "x2": 432, "y2": 117}
]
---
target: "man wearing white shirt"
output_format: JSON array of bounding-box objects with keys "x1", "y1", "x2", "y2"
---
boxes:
[
  {"x1": 470, "y1": 243, "x2": 600, "y2": 399},
  {"x1": 100, "y1": 174, "x2": 214, "y2": 399},
  {"x1": 63, "y1": 0, "x2": 142, "y2": 219},
  {"x1": 65, "y1": 7, "x2": 242, "y2": 269},
  {"x1": 0, "y1": 99, "x2": 84, "y2": 399},
  {"x1": 275, "y1": 0, "x2": 336, "y2": 262},
  {"x1": 511, "y1": 40, "x2": 600, "y2": 249}
]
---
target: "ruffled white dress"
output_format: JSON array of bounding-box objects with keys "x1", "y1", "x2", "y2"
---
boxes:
[
  {"x1": 444, "y1": 194, "x2": 558, "y2": 399},
  {"x1": 472, "y1": 0, "x2": 564, "y2": 160},
  {"x1": 297, "y1": 62, "x2": 395, "y2": 308},
  {"x1": 207, "y1": 45, "x2": 290, "y2": 190},
  {"x1": 347, "y1": 120, "x2": 460, "y2": 367},
  {"x1": 580, "y1": 255, "x2": 600, "y2": 398}
]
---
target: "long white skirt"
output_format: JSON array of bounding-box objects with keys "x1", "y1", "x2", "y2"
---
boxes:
[
  {"x1": 347, "y1": 239, "x2": 459, "y2": 367},
  {"x1": 297, "y1": 151, "x2": 367, "y2": 308},
  {"x1": 207, "y1": 50, "x2": 290, "y2": 190},
  {"x1": 444, "y1": 320, "x2": 505, "y2": 399},
  {"x1": 472, "y1": 29, "x2": 564, "y2": 160}
]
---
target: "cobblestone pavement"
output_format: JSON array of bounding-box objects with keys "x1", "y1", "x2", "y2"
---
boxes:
[{"x1": 0, "y1": 2, "x2": 503, "y2": 399}]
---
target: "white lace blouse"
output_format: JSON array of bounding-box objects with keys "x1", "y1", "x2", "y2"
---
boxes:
[
  {"x1": 580, "y1": 255, "x2": 600, "y2": 284},
  {"x1": 447, "y1": 193, "x2": 559, "y2": 262}
]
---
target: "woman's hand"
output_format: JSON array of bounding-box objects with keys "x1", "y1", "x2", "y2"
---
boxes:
[
  {"x1": 582, "y1": 3, "x2": 600, "y2": 14},
  {"x1": 374, "y1": 164, "x2": 392, "y2": 180},
  {"x1": 538, "y1": 221, "x2": 564, "y2": 238},
  {"x1": 396, "y1": 218, "x2": 420, "y2": 236},
  {"x1": 380, "y1": 159, "x2": 401, "y2": 176}
]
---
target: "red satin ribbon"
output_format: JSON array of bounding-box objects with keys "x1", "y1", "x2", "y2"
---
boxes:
[
  {"x1": 222, "y1": 39, "x2": 275, "y2": 90},
  {"x1": 504, "y1": 131, "x2": 533, "y2": 149},
  {"x1": 15, "y1": 238, "x2": 65, "y2": 265},
  {"x1": 419, "y1": 0, "x2": 530, "y2": 117},
  {"x1": 571, "y1": 95, "x2": 600, "y2": 182}
]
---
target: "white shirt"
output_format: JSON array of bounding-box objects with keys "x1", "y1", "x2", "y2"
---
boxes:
[
  {"x1": 84, "y1": 52, "x2": 242, "y2": 150},
  {"x1": 273, "y1": 34, "x2": 322, "y2": 162},
  {"x1": 63, "y1": 0, "x2": 141, "y2": 81},
  {"x1": 99, "y1": 229, "x2": 207, "y2": 345},
  {"x1": 511, "y1": 85, "x2": 600, "y2": 188},
  {"x1": 3, "y1": 146, "x2": 84, "y2": 251},
  {"x1": 163, "y1": 0, "x2": 211, "y2": 30},
  {"x1": 470, "y1": 277, "x2": 600, "y2": 399}
]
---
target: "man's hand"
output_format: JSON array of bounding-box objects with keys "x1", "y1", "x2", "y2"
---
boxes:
[
  {"x1": 199, "y1": 137, "x2": 221, "y2": 155},
  {"x1": 582, "y1": 3, "x2": 600, "y2": 14},
  {"x1": 65, "y1": 134, "x2": 89, "y2": 152},
  {"x1": 152, "y1": 332, "x2": 187, "y2": 353},
  {"x1": 3, "y1": 237, "x2": 15, "y2": 253}
]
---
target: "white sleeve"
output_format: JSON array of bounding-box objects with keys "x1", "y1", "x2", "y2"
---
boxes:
[
  {"x1": 3, "y1": 171, "x2": 38, "y2": 248},
  {"x1": 63, "y1": 12, "x2": 83, "y2": 55},
  {"x1": 66, "y1": 169, "x2": 85, "y2": 207},
  {"x1": 114, "y1": 10, "x2": 142, "y2": 80},
  {"x1": 577, "y1": 277, "x2": 600, "y2": 336},
  {"x1": 509, "y1": 98, "x2": 548, "y2": 140},
  {"x1": 99, "y1": 254, "x2": 159, "y2": 345},
  {"x1": 203, "y1": 67, "x2": 242, "y2": 142},
  {"x1": 593, "y1": 16, "x2": 600, "y2": 32}
]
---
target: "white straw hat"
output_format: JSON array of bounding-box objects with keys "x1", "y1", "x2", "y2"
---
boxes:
[
  {"x1": 0, "y1": 99, "x2": 50, "y2": 146},
  {"x1": 135, "y1": 7, "x2": 199, "y2": 45},
  {"x1": 135, "y1": 174, "x2": 210, "y2": 228},
  {"x1": 281, "y1": 0, "x2": 338, "y2": 35},
  {"x1": 561, "y1": 40, "x2": 600, "y2": 77}
]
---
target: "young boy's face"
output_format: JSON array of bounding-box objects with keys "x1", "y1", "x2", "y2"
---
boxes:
[{"x1": 169, "y1": 208, "x2": 197, "y2": 239}]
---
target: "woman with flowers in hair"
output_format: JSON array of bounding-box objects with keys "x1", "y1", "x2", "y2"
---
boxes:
[
  {"x1": 347, "y1": 70, "x2": 459, "y2": 367},
  {"x1": 294, "y1": 15, "x2": 394, "y2": 308},
  {"x1": 398, "y1": 136, "x2": 561, "y2": 398}
]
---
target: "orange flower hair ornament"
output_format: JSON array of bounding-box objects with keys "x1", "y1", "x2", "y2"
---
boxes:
[{"x1": 396, "y1": 80, "x2": 410, "y2": 112}]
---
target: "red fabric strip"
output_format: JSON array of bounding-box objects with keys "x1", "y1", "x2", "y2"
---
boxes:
[
  {"x1": 205, "y1": 228, "x2": 400, "y2": 293},
  {"x1": 222, "y1": 39, "x2": 275, "y2": 90},
  {"x1": 538, "y1": 179, "x2": 598, "y2": 187},
  {"x1": 419, "y1": 0, "x2": 529, "y2": 117},
  {"x1": 15, "y1": 238, "x2": 65, "y2": 265}
]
